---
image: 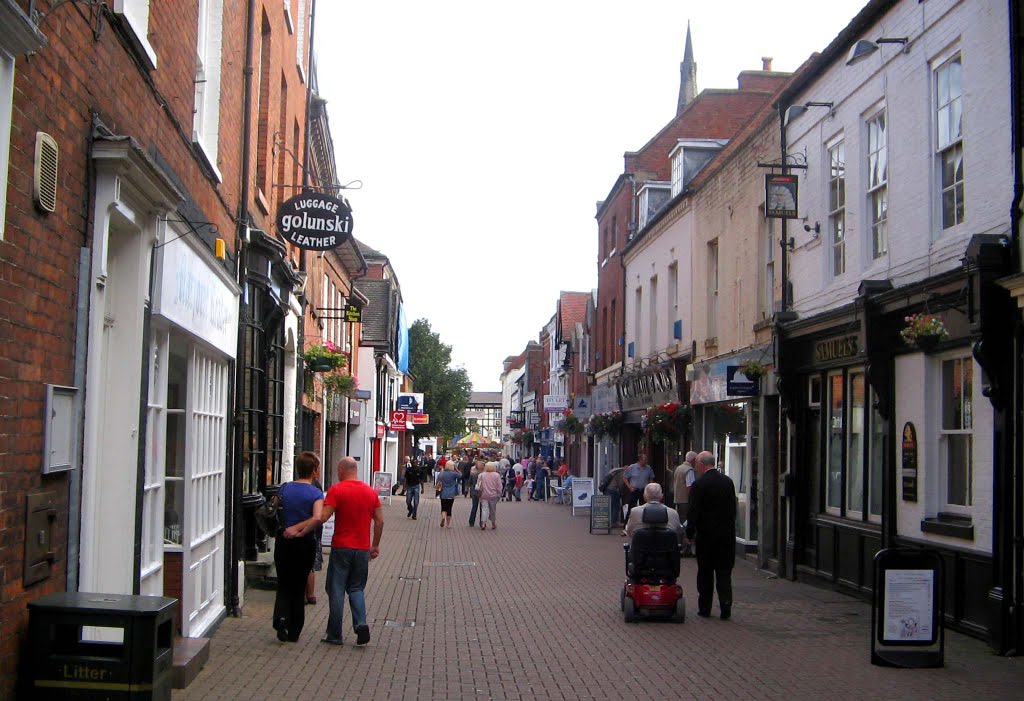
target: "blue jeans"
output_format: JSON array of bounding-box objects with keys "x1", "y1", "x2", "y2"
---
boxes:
[
  {"x1": 532, "y1": 477, "x2": 546, "y2": 500},
  {"x1": 406, "y1": 484, "x2": 421, "y2": 516},
  {"x1": 325, "y1": 548, "x2": 369, "y2": 641}
]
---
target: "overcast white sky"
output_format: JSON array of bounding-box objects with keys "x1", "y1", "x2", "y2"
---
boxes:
[{"x1": 314, "y1": 0, "x2": 868, "y2": 391}]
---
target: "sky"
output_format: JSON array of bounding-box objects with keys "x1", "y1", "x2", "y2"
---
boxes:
[{"x1": 313, "y1": 0, "x2": 870, "y2": 391}]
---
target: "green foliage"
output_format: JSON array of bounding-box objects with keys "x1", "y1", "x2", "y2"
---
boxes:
[{"x1": 408, "y1": 318, "x2": 472, "y2": 441}]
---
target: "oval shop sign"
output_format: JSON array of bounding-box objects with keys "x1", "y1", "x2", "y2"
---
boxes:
[{"x1": 276, "y1": 193, "x2": 354, "y2": 250}]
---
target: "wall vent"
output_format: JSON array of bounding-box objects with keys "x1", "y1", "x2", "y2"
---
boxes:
[{"x1": 34, "y1": 132, "x2": 58, "y2": 213}]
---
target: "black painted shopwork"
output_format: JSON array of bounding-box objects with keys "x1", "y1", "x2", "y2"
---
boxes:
[{"x1": 776, "y1": 235, "x2": 1017, "y2": 651}]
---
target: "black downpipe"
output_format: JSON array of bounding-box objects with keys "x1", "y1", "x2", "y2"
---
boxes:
[
  {"x1": 1006, "y1": 0, "x2": 1023, "y2": 656},
  {"x1": 227, "y1": 0, "x2": 259, "y2": 618}
]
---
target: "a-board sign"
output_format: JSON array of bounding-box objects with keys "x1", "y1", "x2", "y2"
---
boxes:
[
  {"x1": 871, "y1": 547, "x2": 944, "y2": 668},
  {"x1": 372, "y1": 472, "x2": 393, "y2": 498},
  {"x1": 320, "y1": 514, "x2": 334, "y2": 547},
  {"x1": 590, "y1": 493, "x2": 612, "y2": 534},
  {"x1": 571, "y1": 478, "x2": 594, "y2": 517}
]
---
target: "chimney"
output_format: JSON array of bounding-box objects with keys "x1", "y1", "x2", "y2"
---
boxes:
[{"x1": 762, "y1": 56, "x2": 773, "y2": 71}]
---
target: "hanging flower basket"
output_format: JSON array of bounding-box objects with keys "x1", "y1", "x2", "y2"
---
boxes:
[
  {"x1": 900, "y1": 313, "x2": 950, "y2": 352},
  {"x1": 586, "y1": 411, "x2": 624, "y2": 440},
  {"x1": 522, "y1": 430, "x2": 535, "y2": 447},
  {"x1": 554, "y1": 410, "x2": 585, "y2": 436},
  {"x1": 323, "y1": 372, "x2": 358, "y2": 397},
  {"x1": 740, "y1": 360, "x2": 767, "y2": 381},
  {"x1": 642, "y1": 402, "x2": 690, "y2": 444},
  {"x1": 304, "y1": 342, "x2": 347, "y2": 373}
]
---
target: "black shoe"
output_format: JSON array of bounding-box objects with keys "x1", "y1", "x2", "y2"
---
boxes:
[
  {"x1": 697, "y1": 610, "x2": 711, "y2": 618},
  {"x1": 355, "y1": 624, "x2": 370, "y2": 646},
  {"x1": 720, "y1": 607, "x2": 731, "y2": 620},
  {"x1": 320, "y1": 637, "x2": 343, "y2": 646},
  {"x1": 274, "y1": 617, "x2": 289, "y2": 641}
]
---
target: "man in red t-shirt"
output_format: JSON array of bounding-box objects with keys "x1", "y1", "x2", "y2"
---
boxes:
[{"x1": 318, "y1": 456, "x2": 383, "y2": 646}]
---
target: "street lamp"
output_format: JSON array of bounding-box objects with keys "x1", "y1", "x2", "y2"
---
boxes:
[{"x1": 846, "y1": 37, "x2": 909, "y2": 66}]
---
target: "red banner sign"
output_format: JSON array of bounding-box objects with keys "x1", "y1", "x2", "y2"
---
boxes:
[
  {"x1": 412, "y1": 413, "x2": 429, "y2": 425},
  {"x1": 376, "y1": 424, "x2": 385, "y2": 439}
]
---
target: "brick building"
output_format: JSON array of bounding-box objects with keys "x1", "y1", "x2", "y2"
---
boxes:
[{"x1": 0, "y1": 0, "x2": 325, "y2": 694}]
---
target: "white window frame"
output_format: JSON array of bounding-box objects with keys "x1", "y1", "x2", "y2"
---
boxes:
[
  {"x1": 934, "y1": 51, "x2": 964, "y2": 231},
  {"x1": 827, "y1": 137, "x2": 846, "y2": 278},
  {"x1": 707, "y1": 240, "x2": 718, "y2": 339},
  {"x1": 866, "y1": 107, "x2": 888, "y2": 259},
  {"x1": 633, "y1": 285, "x2": 642, "y2": 357},
  {"x1": 193, "y1": 0, "x2": 224, "y2": 182},
  {"x1": 649, "y1": 275, "x2": 658, "y2": 353},
  {"x1": 0, "y1": 50, "x2": 13, "y2": 241},
  {"x1": 295, "y1": 0, "x2": 308, "y2": 82},
  {"x1": 938, "y1": 354, "x2": 973, "y2": 515},
  {"x1": 762, "y1": 215, "x2": 775, "y2": 317},
  {"x1": 113, "y1": 0, "x2": 158, "y2": 68},
  {"x1": 670, "y1": 140, "x2": 725, "y2": 196},
  {"x1": 668, "y1": 261, "x2": 678, "y2": 319}
]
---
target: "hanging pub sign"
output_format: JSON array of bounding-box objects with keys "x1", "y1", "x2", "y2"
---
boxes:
[
  {"x1": 343, "y1": 303, "x2": 362, "y2": 323},
  {"x1": 901, "y1": 422, "x2": 918, "y2": 502},
  {"x1": 276, "y1": 193, "x2": 354, "y2": 250},
  {"x1": 726, "y1": 366, "x2": 760, "y2": 397},
  {"x1": 765, "y1": 173, "x2": 798, "y2": 219}
]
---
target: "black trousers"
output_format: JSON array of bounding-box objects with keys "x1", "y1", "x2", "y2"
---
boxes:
[
  {"x1": 625, "y1": 490, "x2": 644, "y2": 520},
  {"x1": 273, "y1": 536, "x2": 316, "y2": 641},
  {"x1": 695, "y1": 537, "x2": 735, "y2": 615}
]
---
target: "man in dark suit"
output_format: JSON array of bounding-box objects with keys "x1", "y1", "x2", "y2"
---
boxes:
[{"x1": 685, "y1": 451, "x2": 737, "y2": 620}]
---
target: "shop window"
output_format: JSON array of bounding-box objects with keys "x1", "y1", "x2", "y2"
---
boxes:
[
  {"x1": 940, "y1": 356, "x2": 973, "y2": 512},
  {"x1": 821, "y1": 369, "x2": 884, "y2": 522},
  {"x1": 242, "y1": 289, "x2": 286, "y2": 494},
  {"x1": 700, "y1": 401, "x2": 755, "y2": 543}
]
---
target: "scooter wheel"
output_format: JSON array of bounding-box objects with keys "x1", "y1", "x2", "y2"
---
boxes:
[
  {"x1": 671, "y1": 598, "x2": 685, "y2": 624},
  {"x1": 624, "y1": 597, "x2": 637, "y2": 623}
]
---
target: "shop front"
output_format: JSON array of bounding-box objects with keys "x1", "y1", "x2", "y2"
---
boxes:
[
  {"x1": 146, "y1": 228, "x2": 239, "y2": 637},
  {"x1": 689, "y1": 349, "x2": 773, "y2": 552},
  {"x1": 616, "y1": 359, "x2": 684, "y2": 487},
  {"x1": 777, "y1": 240, "x2": 1016, "y2": 646},
  {"x1": 590, "y1": 381, "x2": 621, "y2": 481}
]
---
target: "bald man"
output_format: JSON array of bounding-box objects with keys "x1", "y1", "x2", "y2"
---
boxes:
[
  {"x1": 320, "y1": 457, "x2": 384, "y2": 646},
  {"x1": 685, "y1": 451, "x2": 737, "y2": 620}
]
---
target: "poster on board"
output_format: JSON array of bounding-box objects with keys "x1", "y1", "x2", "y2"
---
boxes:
[
  {"x1": 372, "y1": 472, "x2": 394, "y2": 505},
  {"x1": 570, "y1": 478, "x2": 594, "y2": 516}
]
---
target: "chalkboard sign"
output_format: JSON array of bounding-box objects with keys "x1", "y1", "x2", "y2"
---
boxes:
[{"x1": 590, "y1": 494, "x2": 612, "y2": 534}]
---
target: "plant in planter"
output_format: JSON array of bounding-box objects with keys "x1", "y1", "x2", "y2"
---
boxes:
[
  {"x1": 586, "y1": 411, "x2": 624, "y2": 440},
  {"x1": 642, "y1": 402, "x2": 690, "y2": 444},
  {"x1": 740, "y1": 359, "x2": 768, "y2": 380},
  {"x1": 304, "y1": 341, "x2": 347, "y2": 372},
  {"x1": 900, "y1": 313, "x2": 950, "y2": 351},
  {"x1": 322, "y1": 372, "x2": 358, "y2": 397},
  {"x1": 522, "y1": 430, "x2": 535, "y2": 448}
]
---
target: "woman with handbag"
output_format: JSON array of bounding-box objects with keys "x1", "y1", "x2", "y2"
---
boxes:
[
  {"x1": 436, "y1": 461, "x2": 460, "y2": 528},
  {"x1": 272, "y1": 451, "x2": 324, "y2": 642}
]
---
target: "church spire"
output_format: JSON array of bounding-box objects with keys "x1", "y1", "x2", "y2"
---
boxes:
[{"x1": 677, "y1": 22, "x2": 697, "y2": 115}]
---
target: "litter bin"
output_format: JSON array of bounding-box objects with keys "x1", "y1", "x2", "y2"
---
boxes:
[{"x1": 26, "y1": 592, "x2": 176, "y2": 700}]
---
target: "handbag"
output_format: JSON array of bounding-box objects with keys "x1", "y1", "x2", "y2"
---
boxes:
[{"x1": 255, "y1": 488, "x2": 285, "y2": 536}]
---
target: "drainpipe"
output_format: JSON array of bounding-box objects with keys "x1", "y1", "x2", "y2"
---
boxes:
[{"x1": 227, "y1": 0, "x2": 258, "y2": 618}]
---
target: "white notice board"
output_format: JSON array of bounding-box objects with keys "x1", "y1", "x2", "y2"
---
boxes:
[
  {"x1": 372, "y1": 471, "x2": 394, "y2": 505},
  {"x1": 570, "y1": 478, "x2": 594, "y2": 516},
  {"x1": 883, "y1": 569, "x2": 935, "y2": 643}
]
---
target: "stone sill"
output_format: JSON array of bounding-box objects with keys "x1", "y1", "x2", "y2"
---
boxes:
[{"x1": 920, "y1": 513, "x2": 974, "y2": 540}]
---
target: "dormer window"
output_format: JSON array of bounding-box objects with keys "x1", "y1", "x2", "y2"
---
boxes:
[
  {"x1": 637, "y1": 182, "x2": 671, "y2": 231},
  {"x1": 670, "y1": 139, "x2": 727, "y2": 196}
]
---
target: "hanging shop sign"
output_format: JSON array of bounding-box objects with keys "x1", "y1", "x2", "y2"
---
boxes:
[
  {"x1": 343, "y1": 303, "x2": 362, "y2": 323},
  {"x1": 617, "y1": 362, "x2": 677, "y2": 412},
  {"x1": 726, "y1": 366, "x2": 760, "y2": 397},
  {"x1": 397, "y1": 393, "x2": 424, "y2": 413},
  {"x1": 389, "y1": 410, "x2": 408, "y2": 432},
  {"x1": 411, "y1": 413, "x2": 429, "y2": 425},
  {"x1": 765, "y1": 173, "x2": 798, "y2": 219},
  {"x1": 572, "y1": 395, "x2": 592, "y2": 421},
  {"x1": 276, "y1": 193, "x2": 353, "y2": 250},
  {"x1": 592, "y1": 381, "x2": 619, "y2": 414},
  {"x1": 901, "y1": 422, "x2": 918, "y2": 502}
]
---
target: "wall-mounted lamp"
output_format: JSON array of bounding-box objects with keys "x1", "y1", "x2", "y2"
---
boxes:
[
  {"x1": 783, "y1": 101, "x2": 834, "y2": 127},
  {"x1": 846, "y1": 37, "x2": 909, "y2": 66},
  {"x1": 803, "y1": 221, "x2": 820, "y2": 234}
]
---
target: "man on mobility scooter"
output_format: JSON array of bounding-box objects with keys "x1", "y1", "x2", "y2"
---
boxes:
[{"x1": 621, "y1": 483, "x2": 685, "y2": 623}]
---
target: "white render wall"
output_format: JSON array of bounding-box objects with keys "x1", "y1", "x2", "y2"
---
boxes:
[
  {"x1": 893, "y1": 353, "x2": 993, "y2": 553},
  {"x1": 623, "y1": 203, "x2": 693, "y2": 362},
  {"x1": 787, "y1": 0, "x2": 1012, "y2": 316}
]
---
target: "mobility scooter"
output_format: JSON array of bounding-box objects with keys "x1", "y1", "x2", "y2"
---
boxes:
[{"x1": 621, "y1": 502, "x2": 685, "y2": 623}]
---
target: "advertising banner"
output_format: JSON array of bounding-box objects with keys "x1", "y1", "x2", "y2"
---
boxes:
[
  {"x1": 397, "y1": 393, "x2": 424, "y2": 413},
  {"x1": 543, "y1": 394, "x2": 568, "y2": 413},
  {"x1": 389, "y1": 410, "x2": 408, "y2": 431},
  {"x1": 570, "y1": 478, "x2": 594, "y2": 517}
]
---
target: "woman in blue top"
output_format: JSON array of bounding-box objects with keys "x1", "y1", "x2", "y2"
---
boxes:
[
  {"x1": 273, "y1": 451, "x2": 324, "y2": 642},
  {"x1": 436, "y1": 461, "x2": 461, "y2": 528}
]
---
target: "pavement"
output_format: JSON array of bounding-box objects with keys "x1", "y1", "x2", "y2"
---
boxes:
[{"x1": 174, "y1": 493, "x2": 1024, "y2": 701}]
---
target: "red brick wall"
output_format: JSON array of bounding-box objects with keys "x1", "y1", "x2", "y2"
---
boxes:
[{"x1": 0, "y1": 1, "x2": 310, "y2": 695}]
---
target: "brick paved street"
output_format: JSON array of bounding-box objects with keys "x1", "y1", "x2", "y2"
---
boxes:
[{"x1": 175, "y1": 496, "x2": 1024, "y2": 701}]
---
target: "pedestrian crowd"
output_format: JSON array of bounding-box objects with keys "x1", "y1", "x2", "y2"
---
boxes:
[{"x1": 266, "y1": 444, "x2": 736, "y2": 647}]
